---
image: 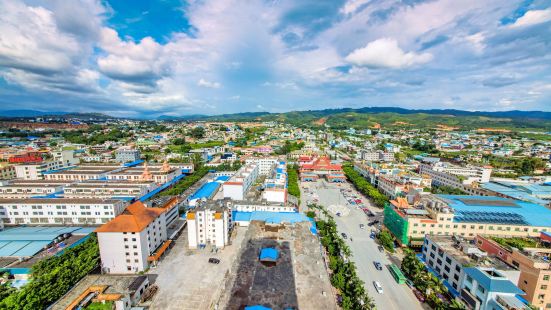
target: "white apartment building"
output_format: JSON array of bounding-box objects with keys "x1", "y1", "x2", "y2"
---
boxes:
[
  {"x1": 14, "y1": 150, "x2": 79, "y2": 180},
  {"x1": 115, "y1": 148, "x2": 141, "y2": 163},
  {"x1": 63, "y1": 180, "x2": 157, "y2": 199},
  {"x1": 422, "y1": 235, "x2": 489, "y2": 292},
  {"x1": 262, "y1": 161, "x2": 288, "y2": 203},
  {"x1": 245, "y1": 157, "x2": 279, "y2": 175},
  {"x1": 186, "y1": 203, "x2": 230, "y2": 249},
  {"x1": 419, "y1": 162, "x2": 492, "y2": 188},
  {"x1": 229, "y1": 201, "x2": 296, "y2": 213},
  {"x1": 0, "y1": 198, "x2": 126, "y2": 225},
  {"x1": 0, "y1": 180, "x2": 67, "y2": 198},
  {"x1": 223, "y1": 163, "x2": 259, "y2": 200},
  {"x1": 97, "y1": 201, "x2": 170, "y2": 274},
  {"x1": 360, "y1": 150, "x2": 394, "y2": 162}
]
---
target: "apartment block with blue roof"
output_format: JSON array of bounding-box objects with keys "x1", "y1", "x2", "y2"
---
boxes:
[
  {"x1": 460, "y1": 267, "x2": 527, "y2": 310},
  {"x1": 383, "y1": 194, "x2": 551, "y2": 247}
]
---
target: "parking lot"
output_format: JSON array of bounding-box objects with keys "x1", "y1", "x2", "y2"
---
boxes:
[
  {"x1": 302, "y1": 179, "x2": 424, "y2": 310},
  {"x1": 149, "y1": 226, "x2": 247, "y2": 310}
]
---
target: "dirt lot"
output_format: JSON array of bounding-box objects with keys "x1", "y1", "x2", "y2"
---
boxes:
[{"x1": 218, "y1": 222, "x2": 337, "y2": 310}]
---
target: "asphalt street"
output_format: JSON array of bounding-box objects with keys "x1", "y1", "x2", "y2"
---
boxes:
[{"x1": 303, "y1": 180, "x2": 424, "y2": 310}]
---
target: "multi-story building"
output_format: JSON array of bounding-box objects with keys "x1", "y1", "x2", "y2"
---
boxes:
[
  {"x1": 459, "y1": 267, "x2": 526, "y2": 310},
  {"x1": 419, "y1": 162, "x2": 492, "y2": 188},
  {"x1": 0, "y1": 198, "x2": 126, "y2": 225},
  {"x1": 377, "y1": 173, "x2": 431, "y2": 199},
  {"x1": 0, "y1": 180, "x2": 67, "y2": 198},
  {"x1": 244, "y1": 157, "x2": 279, "y2": 175},
  {"x1": 299, "y1": 156, "x2": 346, "y2": 183},
  {"x1": 359, "y1": 150, "x2": 394, "y2": 162},
  {"x1": 0, "y1": 164, "x2": 16, "y2": 180},
  {"x1": 63, "y1": 180, "x2": 157, "y2": 199},
  {"x1": 115, "y1": 148, "x2": 141, "y2": 163},
  {"x1": 384, "y1": 195, "x2": 551, "y2": 246},
  {"x1": 262, "y1": 161, "x2": 288, "y2": 203},
  {"x1": 223, "y1": 163, "x2": 259, "y2": 200},
  {"x1": 422, "y1": 235, "x2": 518, "y2": 294},
  {"x1": 475, "y1": 235, "x2": 551, "y2": 309},
  {"x1": 186, "y1": 201, "x2": 230, "y2": 249},
  {"x1": 96, "y1": 201, "x2": 172, "y2": 274}
]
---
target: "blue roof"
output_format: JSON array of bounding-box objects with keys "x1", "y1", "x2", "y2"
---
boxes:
[
  {"x1": 463, "y1": 267, "x2": 524, "y2": 295},
  {"x1": 215, "y1": 175, "x2": 230, "y2": 182},
  {"x1": 437, "y1": 195, "x2": 551, "y2": 227},
  {"x1": 0, "y1": 226, "x2": 93, "y2": 257},
  {"x1": 480, "y1": 182, "x2": 549, "y2": 206},
  {"x1": 189, "y1": 182, "x2": 220, "y2": 200},
  {"x1": 259, "y1": 247, "x2": 278, "y2": 261},
  {"x1": 245, "y1": 306, "x2": 271, "y2": 310},
  {"x1": 123, "y1": 160, "x2": 144, "y2": 167}
]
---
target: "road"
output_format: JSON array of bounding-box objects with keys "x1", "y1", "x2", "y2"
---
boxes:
[{"x1": 303, "y1": 180, "x2": 424, "y2": 310}]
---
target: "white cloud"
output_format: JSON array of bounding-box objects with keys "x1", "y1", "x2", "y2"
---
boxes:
[
  {"x1": 197, "y1": 78, "x2": 221, "y2": 88},
  {"x1": 345, "y1": 38, "x2": 433, "y2": 68},
  {"x1": 340, "y1": 0, "x2": 371, "y2": 15},
  {"x1": 509, "y1": 9, "x2": 551, "y2": 28},
  {"x1": 0, "y1": 0, "x2": 82, "y2": 73},
  {"x1": 97, "y1": 28, "x2": 167, "y2": 83}
]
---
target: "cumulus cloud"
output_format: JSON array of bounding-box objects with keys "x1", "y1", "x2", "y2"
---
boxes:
[
  {"x1": 345, "y1": 38, "x2": 433, "y2": 68},
  {"x1": 97, "y1": 28, "x2": 168, "y2": 85},
  {"x1": 197, "y1": 78, "x2": 221, "y2": 88},
  {"x1": 0, "y1": 0, "x2": 83, "y2": 74},
  {"x1": 509, "y1": 9, "x2": 551, "y2": 28}
]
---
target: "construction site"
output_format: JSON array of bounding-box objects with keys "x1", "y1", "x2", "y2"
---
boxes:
[{"x1": 216, "y1": 221, "x2": 337, "y2": 310}]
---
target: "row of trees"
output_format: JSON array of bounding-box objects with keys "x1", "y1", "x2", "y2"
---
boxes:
[
  {"x1": 312, "y1": 206, "x2": 375, "y2": 310},
  {"x1": 160, "y1": 166, "x2": 210, "y2": 196},
  {"x1": 287, "y1": 164, "x2": 300, "y2": 200},
  {"x1": 377, "y1": 230, "x2": 395, "y2": 253},
  {"x1": 0, "y1": 235, "x2": 100, "y2": 309},
  {"x1": 342, "y1": 164, "x2": 388, "y2": 208},
  {"x1": 401, "y1": 250, "x2": 465, "y2": 310}
]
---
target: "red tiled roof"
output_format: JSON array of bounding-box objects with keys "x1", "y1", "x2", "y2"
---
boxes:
[{"x1": 95, "y1": 201, "x2": 165, "y2": 233}]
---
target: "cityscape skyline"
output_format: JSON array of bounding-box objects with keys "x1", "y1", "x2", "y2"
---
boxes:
[{"x1": 1, "y1": 0, "x2": 551, "y2": 117}]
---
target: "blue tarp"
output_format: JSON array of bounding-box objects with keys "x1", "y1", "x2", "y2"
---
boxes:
[
  {"x1": 123, "y1": 160, "x2": 144, "y2": 167},
  {"x1": 259, "y1": 247, "x2": 278, "y2": 261},
  {"x1": 245, "y1": 306, "x2": 271, "y2": 310}
]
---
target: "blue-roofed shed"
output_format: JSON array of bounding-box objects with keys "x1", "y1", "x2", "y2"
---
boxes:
[
  {"x1": 259, "y1": 248, "x2": 278, "y2": 261},
  {"x1": 245, "y1": 306, "x2": 271, "y2": 310}
]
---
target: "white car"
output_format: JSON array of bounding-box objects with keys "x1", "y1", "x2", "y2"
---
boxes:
[{"x1": 373, "y1": 281, "x2": 383, "y2": 294}]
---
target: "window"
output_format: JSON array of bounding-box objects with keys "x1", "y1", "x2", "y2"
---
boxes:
[
  {"x1": 466, "y1": 275, "x2": 473, "y2": 284},
  {"x1": 542, "y1": 285, "x2": 548, "y2": 290},
  {"x1": 544, "y1": 275, "x2": 550, "y2": 281},
  {"x1": 127, "y1": 266, "x2": 131, "y2": 271}
]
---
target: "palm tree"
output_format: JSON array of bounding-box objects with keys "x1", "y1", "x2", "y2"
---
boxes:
[{"x1": 448, "y1": 299, "x2": 466, "y2": 310}]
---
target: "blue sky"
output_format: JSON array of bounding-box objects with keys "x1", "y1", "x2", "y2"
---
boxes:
[{"x1": 0, "y1": 0, "x2": 550, "y2": 118}]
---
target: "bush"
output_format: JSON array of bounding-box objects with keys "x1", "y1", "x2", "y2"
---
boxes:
[
  {"x1": 287, "y1": 164, "x2": 300, "y2": 199},
  {"x1": 378, "y1": 230, "x2": 395, "y2": 253}
]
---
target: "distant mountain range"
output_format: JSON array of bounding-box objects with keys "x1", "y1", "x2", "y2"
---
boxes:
[
  {"x1": 2, "y1": 107, "x2": 551, "y2": 130},
  {"x1": 0, "y1": 110, "x2": 115, "y2": 120}
]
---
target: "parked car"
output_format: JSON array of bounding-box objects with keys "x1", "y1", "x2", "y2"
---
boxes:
[
  {"x1": 208, "y1": 258, "x2": 220, "y2": 264},
  {"x1": 373, "y1": 261, "x2": 383, "y2": 270},
  {"x1": 373, "y1": 281, "x2": 384, "y2": 294},
  {"x1": 378, "y1": 245, "x2": 384, "y2": 252},
  {"x1": 413, "y1": 289, "x2": 425, "y2": 302},
  {"x1": 359, "y1": 224, "x2": 365, "y2": 229},
  {"x1": 341, "y1": 233, "x2": 347, "y2": 239}
]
